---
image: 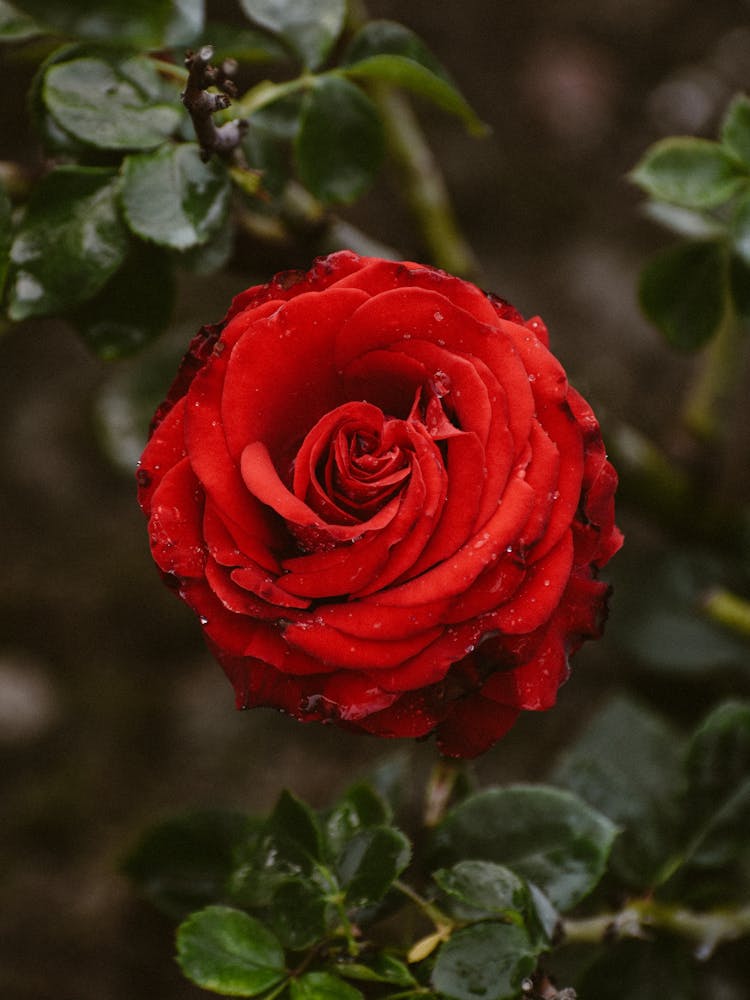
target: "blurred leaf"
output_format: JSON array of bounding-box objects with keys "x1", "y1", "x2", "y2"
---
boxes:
[
  {"x1": 337, "y1": 826, "x2": 411, "y2": 906},
  {"x1": 14, "y1": 0, "x2": 176, "y2": 47},
  {"x1": 123, "y1": 810, "x2": 257, "y2": 920},
  {"x1": 0, "y1": 0, "x2": 40, "y2": 39},
  {"x1": 638, "y1": 240, "x2": 727, "y2": 350},
  {"x1": 29, "y1": 43, "x2": 92, "y2": 155},
  {"x1": 176, "y1": 905, "x2": 286, "y2": 997},
  {"x1": 0, "y1": 182, "x2": 10, "y2": 301},
  {"x1": 729, "y1": 188, "x2": 750, "y2": 266},
  {"x1": 176, "y1": 218, "x2": 234, "y2": 275},
  {"x1": 431, "y1": 786, "x2": 617, "y2": 912},
  {"x1": 206, "y1": 22, "x2": 288, "y2": 63},
  {"x1": 8, "y1": 166, "x2": 128, "y2": 320},
  {"x1": 268, "y1": 877, "x2": 330, "y2": 950},
  {"x1": 432, "y1": 922, "x2": 536, "y2": 1000},
  {"x1": 550, "y1": 698, "x2": 684, "y2": 888},
  {"x1": 577, "y1": 940, "x2": 694, "y2": 1000},
  {"x1": 325, "y1": 782, "x2": 391, "y2": 859},
  {"x1": 682, "y1": 701, "x2": 750, "y2": 869},
  {"x1": 433, "y1": 860, "x2": 529, "y2": 922},
  {"x1": 615, "y1": 549, "x2": 750, "y2": 674},
  {"x1": 70, "y1": 240, "x2": 175, "y2": 359},
  {"x1": 630, "y1": 138, "x2": 746, "y2": 209},
  {"x1": 335, "y1": 954, "x2": 416, "y2": 987},
  {"x1": 344, "y1": 20, "x2": 450, "y2": 77},
  {"x1": 238, "y1": 0, "x2": 346, "y2": 70},
  {"x1": 290, "y1": 972, "x2": 364, "y2": 1000},
  {"x1": 341, "y1": 19, "x2": 486, "y2": 135},
  {"x1": 296, "y1": 76, "x2": 384, "y2": 204},
  {"x1": 721, "y1": 94, "x2": 750, "y2": 169},
  {"x1": 642, "y1": 201, "x2": 724, "y2": 240},
  {"x1": 121, "y1": 144, "x2": 230, "y2": 250},
  {"x1": 164, "y1": 0, "x2": 204, "y2": 47},
  {"x1": 340, "y1": 56, "x2": 487, "y2": 135},
  {"x1": 43, "y1": 55, "x2": 181, "y2": 151}
]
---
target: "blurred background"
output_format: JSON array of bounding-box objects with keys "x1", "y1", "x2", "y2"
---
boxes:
[{"x1": 2, "y1": 0, "x2": 750, "y2": 996}]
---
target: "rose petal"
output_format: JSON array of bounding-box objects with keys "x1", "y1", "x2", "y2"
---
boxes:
[
  {"x1": 147, "y1": 456, "x2": 205, "y2": 578},
  {"x1": 137, "y1": 396, "x2": 188, "y2": 516},
  {"x1": 283, "y1": 618, "x2": 443, "y2": 670},
  {"x1": 365, "y1": 474, "x2": 535, "y2": 607},
  {"x1": 222, "y1": 288, "x2": 368, "y2": 466}
]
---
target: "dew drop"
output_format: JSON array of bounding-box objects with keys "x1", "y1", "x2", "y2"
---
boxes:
[{"x1": 433, "y1": 310, "x2": 444, "y2": 322}]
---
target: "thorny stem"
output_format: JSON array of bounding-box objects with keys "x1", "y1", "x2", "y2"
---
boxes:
[
  {"x1": 182, "y1": 46, "x2": 248, "y2": 161},
  {"x1": 563, "y1": 899, "x2": 750, "y2": 960}
]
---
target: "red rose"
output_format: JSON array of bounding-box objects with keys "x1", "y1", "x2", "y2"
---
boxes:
[{"x1": 137, "y1": 252, "x2": 622, "y2": 757}]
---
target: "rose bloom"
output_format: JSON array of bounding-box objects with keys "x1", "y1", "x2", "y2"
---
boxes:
[{"x1": 137, "y1": 252, "x2": 622, "y2": 757}]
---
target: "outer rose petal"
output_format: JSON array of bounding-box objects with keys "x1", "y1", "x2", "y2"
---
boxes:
[{"x1": 138, "y1": 251, "x2": 622, "y2": 758}]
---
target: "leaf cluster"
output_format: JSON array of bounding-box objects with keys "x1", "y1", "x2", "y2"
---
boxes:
[
  {"x1": 630, "y1": 95, "x2": 750, "y2": 350},
  {"x1": 123, "y1": 698, "x2": 750, "y2": 1000},
  {"x1": 0, "y1": 0, "x2": 485, "y2": 358}
]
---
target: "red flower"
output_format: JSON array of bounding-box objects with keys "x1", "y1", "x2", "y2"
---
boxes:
[{"x1": 137, "y1": 252, "x2": 622, "y2": 757}]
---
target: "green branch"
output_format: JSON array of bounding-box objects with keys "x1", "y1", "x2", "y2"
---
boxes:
[
  {"x1": 373, "y1": 84, "x2": 479, "y2": 277},
  {"x1": 563, "y1": 899, "x2": 750, "y2": 960}
]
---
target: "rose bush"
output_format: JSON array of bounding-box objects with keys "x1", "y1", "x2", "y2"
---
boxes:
[{"x1": 137, "y1": 251, "x2": 622, "y2": 757}]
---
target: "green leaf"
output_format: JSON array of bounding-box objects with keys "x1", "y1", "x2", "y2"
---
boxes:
[
  {"x1": 122, "y1": 809, "x2": 256, "y2": 919},
  {"x1": 730, "y1": 188, "x2": 750, "y2": 266},
  {"x1": 335, "y1": 954, "x2": 416, "y2": 987},
  {"x1": 8, "y1": 167, "x2": 128, "y2": 321},
  {"x1": 164, "y1": 0, "x2": 204, "y2": 48},
  {"x1": 341, "y1": 56, "x2": 487, "y2": 135},
  {"x1": 721, "y1": 94, "x2": 750, "y2": 168},
  {"x1": 0, "y1": 181, "x2": 11, "y2": 302},
  {"x1": 337, "y1": 826, "x2": 411, "y2": 906},
  {"x1": 176, "y1": 905, "x2": 287, "y2": 997},
  {"x1": 341, "y1": 19, "x2": 486, "y2": 135},
  {"x1": 432, "y1": 785, "x2": 617, "y2": 912},
  {"x1": 551, "y1": 697, "x2": 684, "y2": 888},
  {"x1": 230, "y1": 791, "x2": 324, "y2": 909},
  {"x1": 43, "y1": 55, "x2": 182, "y2": 151},
  {"x1": 296, "y1": 76, "x2": 384, "y2": 204},
  {"x1": 238, "y1": 0, "x2": 346, "y2": 70},
  {"x1": 268, "y1": 789, "x2": 324, "y2": 864},
  {"x1": 577, "y1": 940, "x2": 694, "y2": 1000},
  {"x1": 70, "y1": 241, "x2": 175, "y2": 359},
  {"x1": 13, "y1": 0, "x2": 176, "y2": 47},
  {"x1": 431, "y1": 923, "x2": 536, "y2": 1000},
  {"x1": 433, "y1": 860, "x2": 530, "y2": 921},
  {"x1": 121, "y1": 144, "x2": 230, "y2": 251},
  {"x1": 630, "y1": 137, "x2": 746, "y2": 209},
  {"x1": 206, "y1": 22, "x2": 288, "y2": 64},
  {"x1": 682, "y1": 701, "x2": 750, "y2": 868},
  {"x1": 639, "y1": 240, "x2": 727, "y2": 350},
  {"x1": 268, "y1": 877, "x2": 330, "y2": 951},
  {"x1": 291, "y1": 972, "x2": 364, "y2": 1000},
  {"x1": 344, "y1": 20, "x2": 450, "y2": 77},
  {"x1": 176, "y1": 218, "x2": 234, "y2": 275},
  {"x1": 0, "y1": 0, "x2": 41, "y2": 39},
  {"x1": 325, "y1": 782, "x2": 391, "y2": 859}
]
